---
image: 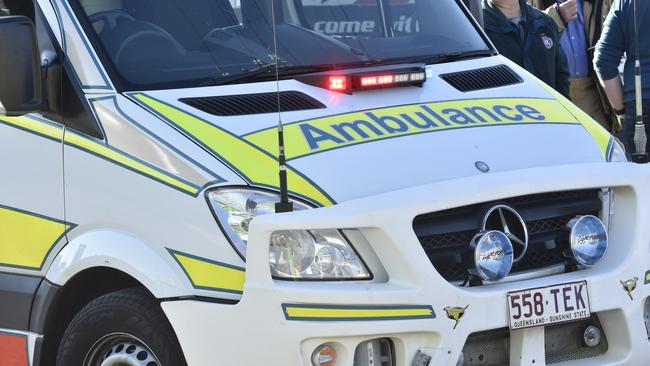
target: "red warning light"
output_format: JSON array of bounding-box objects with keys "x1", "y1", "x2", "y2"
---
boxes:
[
  {"x1": 329, "y1": 76, "x2": 347, "y2": 91},
  {"x1": 360, "y1": 75, "x2": 394, "y2": 87}
]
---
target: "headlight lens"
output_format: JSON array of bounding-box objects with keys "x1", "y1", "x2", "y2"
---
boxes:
[
  {"x1": 207, "y1": 188, "x2": 311, "y2": 257},
  {"x1": 608, "y1": 139, "x2": 628, "y2": 162},
  {"x1": 469, "y1": 230, "x2": 514, "y2": 282},
  {"x1": 566, "y1": 215, "x2": 608, "y2": 266},
  {"x1": 269, "y1": 229, "x2": 371, "y2": 280}
]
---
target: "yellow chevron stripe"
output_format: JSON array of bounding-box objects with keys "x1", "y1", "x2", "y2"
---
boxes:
[
  {"x1": 534, "y1": 76, "x2": 612, "y2": 158},
  {"x1": 245, "y1": 98, "x2": 580, "y2": 160},
  {"x1": 0, "y1": 205, "x2": 72, "y2": 270},
  {"x1": 0, "y1": 116, "x2": 63, "y2": 140},
  {"x1": 282, "y1": 304, "x2": 435, "y2": 321},
  {"x1": 133, "y1": 94, "x2": 334, "y2": 207},
  {"x1": 64, "y1": 131, "x2": 200, "y2": 196},
  {"x1": 170, "y1": 250, "x2": 245, "y2": 294},
  {"x1": 0, "y1": 115, "x2": 200, "y2": 196}
]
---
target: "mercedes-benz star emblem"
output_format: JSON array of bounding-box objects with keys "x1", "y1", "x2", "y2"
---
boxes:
[
  {"x1": 482, "y1": 205, "x2": 528, "y2": 262},
  {"x1": 475, "y1": 161, "x2": 490, "y2": 173}
]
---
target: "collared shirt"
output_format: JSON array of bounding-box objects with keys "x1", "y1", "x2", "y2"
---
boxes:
[
  {"x1": 509, "y1": 14, "x2": 527, "y2": 43},
  {"x1": 559, "y1": 0, "x2": 589, "y2": 77}
]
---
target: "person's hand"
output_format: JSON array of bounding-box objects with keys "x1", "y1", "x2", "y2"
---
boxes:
[{"x1": 559, "y1": 0, "x2": 578, "y2": 23}]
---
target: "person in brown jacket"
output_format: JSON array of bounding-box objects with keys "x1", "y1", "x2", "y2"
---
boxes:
[{"x1": 528, "y1": 0, "x2": 617, "y2": 131}]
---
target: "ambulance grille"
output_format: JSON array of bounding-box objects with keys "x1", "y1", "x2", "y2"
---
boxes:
[
  {"x1": 413, "y1": 189, "x2": 603, "y2": 283},
  {"x1": 440, "y1": 65, "x2": 522, "y2": 92},
  {"x1": 462, "y1": 328, "x2": 510, "y2": 366},
  {"x1": 545, "y1": 315, "x2": 608, "y2": 363},
  {"x1": 461, "y1": 315, "x2": 607, "y2": 365},
  {"x1": 179, "y1": 91, "x2": 326, "y2": 116}
]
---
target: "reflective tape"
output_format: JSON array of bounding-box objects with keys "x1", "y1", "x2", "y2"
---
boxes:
[
  {"x1": 64, "y1": 130, "x2": 201, "y2": 196},
  {"x1": 0, "y1": 331, "x2": 29, "y2": 366},
  {"x1": 0, "y1": 115, "x2": 64, "y2": 142},
  {"x1": 1, "y1": 115, "x2": 202, "y2": 196},
  {"x1": 533, "y1": 76, "x2": 613, "y2": 159},
  {"x1": 282, "y1": 304, "x2": 436, "y2": 321},
  {"x1": 169, "y1": 249, "x2": 245, "y2": 294},
  {"x1": 0, "y1": 204, "x2": 73, "y2": 270},
  {"x1": 132, "y1": 94, "x2": 335, "y2": 207},
  {"x1": 244, "y1": 98, "x2": 580, "y2": 160}
]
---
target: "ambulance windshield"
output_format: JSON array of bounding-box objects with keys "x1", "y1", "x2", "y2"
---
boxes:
[{"x1": 75, "y1": 0, "x2": 491, "y2": 90}]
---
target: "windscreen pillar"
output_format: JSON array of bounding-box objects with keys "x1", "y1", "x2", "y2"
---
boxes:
[{"x1": 463, "y1": 0, "x2": 484, "y2": 28}]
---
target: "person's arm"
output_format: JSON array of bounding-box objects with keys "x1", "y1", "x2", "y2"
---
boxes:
[
  {"x1": 594, "y1": 0, "x2": 626, "y2": 110},
  {"x1": 527, "y1": 0, "x2": 578, "y2": 32},
  {"x1": 601, "y1": 76, "x2": 625, "y2": 111}
]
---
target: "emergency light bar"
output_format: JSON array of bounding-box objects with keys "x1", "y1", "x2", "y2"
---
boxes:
[{"x1": 298, "y1": 64, "x2": 426, "y2": 94}]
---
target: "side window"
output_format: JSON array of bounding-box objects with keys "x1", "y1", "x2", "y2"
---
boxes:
[
  {"x1": 0, "y1": 1, "x2": 9, "y2": 16},
  {"x1": 59, "y1": 64, "x2": 104, "y2": 139},
  {"x1": 0, "y1": 0, "x2": 35, "y2": 18},
  {"x1": 34, "y1": 4, "x2": 104, "y2": 139}
]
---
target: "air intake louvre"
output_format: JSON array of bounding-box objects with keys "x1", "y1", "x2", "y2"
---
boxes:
[
  {"x1": 179, "y1": 91, "x2": 326, "y2": 116},
  {"x1": 440, "y1": 65, "x2": 522, "y2": 92}
]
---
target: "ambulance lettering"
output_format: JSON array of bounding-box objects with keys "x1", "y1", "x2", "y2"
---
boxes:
[{"x1": 300, "y1": 102, "x2": 549, "y2": 150}]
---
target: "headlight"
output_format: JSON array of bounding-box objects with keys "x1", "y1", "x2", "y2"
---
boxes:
[
  {"x1": 607, "y1": 139, "x2": 627, "y2": 162},
  {"x1": 269, "y1": 229, "x2": 371, "y2": 280},
  {"x1": 207, "y1": 188, "x2": 311, "y2": 258},
  {"x1": 564, "y1": 215, "x2": 608, "y2": 266},
  {"x1": 468, "y1": 230, "x2": 514, "y2": 282}
]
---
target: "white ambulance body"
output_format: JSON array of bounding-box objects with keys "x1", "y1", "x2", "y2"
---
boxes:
[{"x1": 0, "y1": 0, "x2": 648, "y2": 365}]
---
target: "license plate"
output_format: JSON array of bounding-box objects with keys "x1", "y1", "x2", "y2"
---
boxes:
[{"x1": 507, "y1": 281, "x2": 590, "y2": 330}]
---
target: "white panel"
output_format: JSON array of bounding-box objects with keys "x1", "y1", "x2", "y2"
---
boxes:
[{"x1": 0, "y1": 117, "x2": 65, "y2": 276}]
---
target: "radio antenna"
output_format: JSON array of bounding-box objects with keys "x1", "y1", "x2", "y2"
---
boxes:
[
  {"x1": 632, "y1": 0, "x2": 648, "y2": 163},
  {"x1": 271, "y1": 0, "x2": 293, "y2": 213}
]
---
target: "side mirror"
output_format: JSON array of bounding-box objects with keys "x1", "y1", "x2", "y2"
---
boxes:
[{"x1": 0, "y1": 16, "x2": 42, "y2": 116}]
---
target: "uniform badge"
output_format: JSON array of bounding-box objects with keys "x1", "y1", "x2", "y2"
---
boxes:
[
  {"x1": 541, "y1": 35, "x2": 554, "y2": 49},
  {"x1": 620, "y1": 277, "x2": 638, "y2": 300},
  {"x1": 443, "y1": 305, "x2": 468, "y2": 329}
]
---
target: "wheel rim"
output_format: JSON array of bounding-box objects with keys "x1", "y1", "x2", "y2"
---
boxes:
[{"x1": 83, "y1": 333, "x2": 162, "y2": 366}]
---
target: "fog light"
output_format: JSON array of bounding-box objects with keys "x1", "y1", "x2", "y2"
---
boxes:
[
  {"x1": 469, "y1": 230, "x2": 514, "y2": 282},
  {"x1": 583, "y1": 325, "x2": 602, "y2": 347},
  {"x1": 643, "y1": 298, "x2": 650, "y2": 340},
  {"x1": 565, "y1": 215, "x2": 608, "y2": 266},
  {"x1": 312, "y1": 344, "x2": 337, "y2": 366}
]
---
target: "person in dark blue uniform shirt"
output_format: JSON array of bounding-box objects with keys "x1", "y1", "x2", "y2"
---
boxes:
[{"x1": 483, "y1": 0, "x2": 571, "y2": 97}]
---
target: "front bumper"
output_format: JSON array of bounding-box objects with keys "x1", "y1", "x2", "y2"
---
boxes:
[{"x1": 162, "y1": 163, "x2": 650, "y2": 366}]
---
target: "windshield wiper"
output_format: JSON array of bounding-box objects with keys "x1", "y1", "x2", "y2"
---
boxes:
[
  {"x1": 199, "y1": 49, "x2": 494, "y2": 87},
  {"x1": 201, "y1": 63, "x2": 339, "y2": 87},
  {"x1": 380, "y1": 49, "x2": 496, "y2": 66}
]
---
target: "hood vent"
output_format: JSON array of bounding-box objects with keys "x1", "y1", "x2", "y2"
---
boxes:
[
  {"x1": 440, "y1": 65, "x2": 522, "y2": 92},
  {"x1": 179, "y1": 91, "x2": 326, "y2": 116}
]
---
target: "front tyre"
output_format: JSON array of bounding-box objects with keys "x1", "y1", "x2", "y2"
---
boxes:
[{"x1": 56, "y1": 288, "x2": 187, "y2": 366}]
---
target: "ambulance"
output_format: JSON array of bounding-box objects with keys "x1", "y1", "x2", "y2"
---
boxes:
[{"x1": 0, "y1": 0, "x2": 649, "y2": 365}]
